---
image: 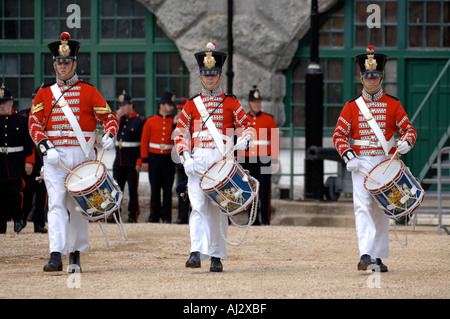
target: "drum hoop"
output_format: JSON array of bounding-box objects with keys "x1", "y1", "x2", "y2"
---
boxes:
[
  {"x1": 64, "y1": 160, "x2": 107, "y2": 194},
  {"x1": 364, "y1": 158, "x2": 405, "y2": 192},
  {"x1": 200, "y1": 160, "x2": 238, "y2": 192}
]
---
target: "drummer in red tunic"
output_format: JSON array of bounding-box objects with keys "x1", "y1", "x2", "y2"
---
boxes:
[
  {"x1": 173, "y1": 42, "x2": 256, "y2": 272},
  {"x1": 29, "y1": 32, "x2": 118, "y2": 273},
  {"x1": 333, "y1": 45, "x2": 417, "y2": 272}
]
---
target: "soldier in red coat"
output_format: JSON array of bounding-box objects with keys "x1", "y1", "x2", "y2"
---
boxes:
[
  {"x1": 173, "y1": 42, "x2": 256, "y2": 272},
  {"x1": 29, "y1": 33, "x2": 118, "y2": 272},
  {"x1": 141, "y1": 91, "x2": 176, "y2": 223},
  {"x1": 333, "y1": 46, "x2": 417, "y2": 272},
  {"x1": 241, "y1": 86, "x2": 279, "y2": 225}
]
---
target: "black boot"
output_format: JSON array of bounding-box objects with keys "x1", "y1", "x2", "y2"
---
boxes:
[
  {"x1": 357, "y1": 254, "x2": 372, "y2": 271},
  {"x1": 185, "y1": 251, "x2": 201, "y2": 268},
  {"x1": 210, "y1": 257, "x2": 223, "y2": 272},
  {"x1": 14, "y1": 219, "x2": 26, "y2": 233},
  {"x1": 43, "y1": 252, "x2": 62, "y2": 272},
  {"x1": 68, "y1": 251, "x2": 82, "y2": 273},
  {"x1": 373, "y1": 258, "x2": 388, "y2": 272}
]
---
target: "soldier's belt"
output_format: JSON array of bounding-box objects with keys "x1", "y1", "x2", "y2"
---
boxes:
[
  {"x1": 253, "y1": 140, "x2": 271, "y2": 145},
  {"x1": 116, "y1": 141, "x2": 140, "y2": 148},
  {"x1": 353, "y1": 137, "x2": 395, "y2": 149},
  {"x1": 47, "y1": 130, "x2": 95, "y2": 139},
  {"x1": 148, "y1": 143, "x2": 173, "y2": 150},
  {"x1": 192, "y1": 131, "x2": 231, "y2": 142},
  {"x1": 0, "y1": 146, "x2": 24, "y2": 154}
]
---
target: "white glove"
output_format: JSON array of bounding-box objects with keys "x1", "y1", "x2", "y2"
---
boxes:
[
  {"x1": 235, "y1": 135, "x2": 251, "y2": 150},
  {"x1": 102, "y1": 133, "x2": 114, "y2": 150},
  {"x1": 183, "y1": 158, "x2": 196, "y2": 176},
  {"x1": 397, "y1": 140, "x2": 411, "y2": 155},
  {"x1": 46, "y1": 148, "x2": 60, "y2": 165},
  {"x1": 346, "y1": 157, "x2": 361, "y2": 172}
]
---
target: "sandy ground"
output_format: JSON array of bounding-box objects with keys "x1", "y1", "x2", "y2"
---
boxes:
[{"x1": 1, "y1": 218, "x2": 449, "y2": 303}]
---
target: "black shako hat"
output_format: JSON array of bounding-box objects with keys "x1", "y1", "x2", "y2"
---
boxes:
[
  {"x1": 159, "y1": 91, "x2": 175, "y2": 104},
  {"x1": 355, "y1": 45, "x2": 388, "y2": 78},
  {"x1": 249, "y1": 85, "x2": 261, "y2": 101},
  {"x1": 194, "y1": 42, "x2": 227, "y2": 75},
  {"x1": 47, "y1": 32, "x2": 81, "y2": 63},
  {"x1": 118, "y1": 90, "x2": 133, "y2": 106}
]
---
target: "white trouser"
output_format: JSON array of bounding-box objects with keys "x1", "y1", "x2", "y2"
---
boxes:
[
  {"x1": 187, "y1": 148, "x2": 229, "y2": 260},
  {"x1": 351, "y1": 155, "x2": 390, "y2": 259},
  {"x1": 43, "y1": 146, "x2": 95, "y2": 257}
]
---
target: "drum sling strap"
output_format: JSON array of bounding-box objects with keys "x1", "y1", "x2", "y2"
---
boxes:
[
  {"x1": 355, "y1": 96, "x2": 391, "y2": 156},
  {"x1": 50, "y1": 83, "x2": 96, "y2": 158}
]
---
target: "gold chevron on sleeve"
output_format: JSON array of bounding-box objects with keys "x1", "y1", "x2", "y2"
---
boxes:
[
  {"x1": 93, "y1": 102, "x2": 112, "y2": 115},
  {"x1": 31, "y1": 102, "x2": 44, "y2": 114}
]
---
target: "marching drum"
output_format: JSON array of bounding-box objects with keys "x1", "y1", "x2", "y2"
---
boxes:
[
  {"x1": 64, "y1": 160, "x2": 123, "y2": 222},
  {"x1": 200, "y1": 158, "x2": 259, "y2": 217},
  {"x1": 364, "y1": 159, "x2": 424, "y2": 220}
]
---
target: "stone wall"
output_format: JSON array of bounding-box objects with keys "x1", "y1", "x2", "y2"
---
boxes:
[{"x1": 138, "y1": 0, "x2": 338, "y2": 127}]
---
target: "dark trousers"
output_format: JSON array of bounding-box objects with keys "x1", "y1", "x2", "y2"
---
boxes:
[
  {"x1": 176, "y1": 165, "x2": 190, "y2": 223},
  {"x1": 242, "y1": 158, "x2": 272, "y2": 225},
  {"x1": 148, "y1": 153, "x2": 175, "y2": 223},
  {"x1": 22, "y1": 172, "x2": 47, "y2": 227},
  {"x1": 113, "y1": 164, "x2": 140, "y2": 221},
  {"x1": 0, "y1": 178, "x2": 25, "y2": 233}
]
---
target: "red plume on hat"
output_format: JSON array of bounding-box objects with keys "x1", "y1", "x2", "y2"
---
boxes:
[{"x1": 366, "y1": 45, "x2": 375, "y2": 53}]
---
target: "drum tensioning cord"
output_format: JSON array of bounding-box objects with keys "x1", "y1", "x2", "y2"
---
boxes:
[{"x1": 219, "y1": 177, "x2": 260, "y2": 246}]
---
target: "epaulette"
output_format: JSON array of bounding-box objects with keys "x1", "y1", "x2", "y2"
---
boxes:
[
  {"x1": 385, "y1": 93, "x2": 399, "y2": 101},
  {"x1": 189, "y1": 93, "x2": 201, "y2": 101},
  {"x1": 348, "y1": 94, "x2": 361, "y2": 103},
  {"x1": 79, "y1": 79, "x2": 94, "y2": 87},
  {"x1": 225, "y1": 93, "x2": 236, "y2": 99},
  {"x1": 41, "y1": 81, "x2": 56, "y2": 88}
]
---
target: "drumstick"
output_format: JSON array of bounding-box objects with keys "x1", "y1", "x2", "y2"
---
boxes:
[
  {"x1": 218, "y1": 150, "x2": 234, "y2": 173},
  {"x1": 58, "y1": 162, "x2": 82, "y2": 179},
  {"x1": 358, "y1": 169, "x2": 380, "y2": 184},
  {"x1": 96, "y1": 128, "x2": 112, "y2": 175},
  {"x1": 383, "y1": 133, "x2": 409, "y2": 174},
  {"x1": 194, "y1": 169, "x2": 215, "y2": 181}
]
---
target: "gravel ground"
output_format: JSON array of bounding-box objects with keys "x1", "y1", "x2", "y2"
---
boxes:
[{"x1": 1, "y1": 219, "x2": 449, "y2": 302}]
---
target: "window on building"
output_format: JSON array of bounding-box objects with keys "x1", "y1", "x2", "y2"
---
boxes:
[
  {"x1": 0, "y1": 0, "x2": 34, "y2": 40},
  {"x1": 354, "y1": 0, "x2": 398, "y2": 48},
  {"x1": 43, "y1": 0, "x2": 91, "y2": 40},
  {"x1": 408, "y1": 1, "x2": 450, "y2": 47},
  {"x1": 0, "y1": 54, "x2": 35, "y2": 108},
  {"x1": 100, "y1": 0, "x2": 145, "y2": 39},
  {"x1": 319, "y1": 5, "x2": 345, "y2": 48}
]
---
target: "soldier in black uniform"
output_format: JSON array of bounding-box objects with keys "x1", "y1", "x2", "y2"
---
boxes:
[
  {"x1": 112, "y1": 91, "x2": 145, "y2": 223},
  {"x1": 0, "y1": 84, "x2": 34, "y2": 233},
  {"x1": 174, "y1": 97, "x2": 190, "y2": 224},
  {"x1": 19, "y1": 86, "x2": 48, "y2": 233}
]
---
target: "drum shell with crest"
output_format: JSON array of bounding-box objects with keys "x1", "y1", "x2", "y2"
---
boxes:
[
  {"x1": 200, "y1": 158, "x2": 259, "y2": 217},
  {"x1": 364, "y1": 159, "x2": 425, "y2": 220},
  {"x1": 64, "y1": 160, "x2": 123, "y2": 222}
]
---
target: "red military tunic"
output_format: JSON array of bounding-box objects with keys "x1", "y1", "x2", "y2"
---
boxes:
[
  {"x1": 174, "y1": 91, "x2": 256, "y2": 155},
  {"x1": 140, "y1": 114, "x2": 174, "y2": 159},
  {"x1": 29, "y1": 80, "x2": 118, "y2": 152},
  {"x1": 244, "y1": 111, "x2": 278, "y2": 158},
  {"x1": 333, "y1": 90, "x2": 416, "y2": 162}
]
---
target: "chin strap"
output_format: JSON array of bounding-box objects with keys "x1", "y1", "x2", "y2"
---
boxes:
[{"x1": 200, "y1": 74, "x2": 223, "y2": 91}]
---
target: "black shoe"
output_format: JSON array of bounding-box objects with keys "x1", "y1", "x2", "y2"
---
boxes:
[
  {"x1": 373, "y1": 258, "x2": 388, "y2": 272},
  {"x1": 185, "y1": 251, "x2": 201, "y2": 268},
  {"x1": 210, "y1": 257, "x2": 223, "y2": 272},
  {"x1": 67, "y1": 251, "x2": 82, "y2": 273},
  {"x1": 14, "y1": 219, "x2": 26, "y2": 233},
  {"x1": 43, "y1": 252, "x2": 62, "y2": 272},
  {"x1": 357, "y1": 254, "x2": 372, "y2": 271},
  {"x1": 34, "y1": 224, "x2": 47, "y2": 233}
]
